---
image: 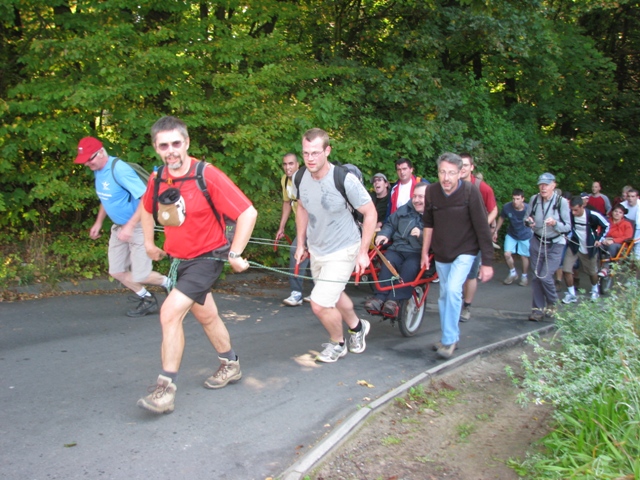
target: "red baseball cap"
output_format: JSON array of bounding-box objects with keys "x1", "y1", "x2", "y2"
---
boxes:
[{"x1": 75, "y1": 137, "x2": 103, "y2": 164}]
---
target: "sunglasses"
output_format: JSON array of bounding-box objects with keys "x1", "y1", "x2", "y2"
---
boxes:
[{"x1": 157, "y1": 140, "x2": 185, "y2": 151}]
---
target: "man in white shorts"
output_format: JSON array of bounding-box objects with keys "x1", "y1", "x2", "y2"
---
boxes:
[{"x1": 293, "y1": 128, "x2": 377, "y2": 363}]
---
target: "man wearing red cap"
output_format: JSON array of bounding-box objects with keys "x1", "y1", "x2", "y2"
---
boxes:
[{"x1": 74, "y1": 137, "x2": 171, "y2": 317}]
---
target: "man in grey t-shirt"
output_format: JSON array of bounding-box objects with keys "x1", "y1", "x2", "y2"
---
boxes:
[{"x1": 293, "y1": 128, "x2": 377, "y2": 363}]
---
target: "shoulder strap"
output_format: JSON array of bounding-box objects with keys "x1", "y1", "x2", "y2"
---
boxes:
[
  {"x1": 294, "y1": 165, "x2": 307, "y2": 200},
  {"x1": 194, "y1": 161, "x2": 223, "y2": 228},
  {"x1": 111, "y1": 157, "x2": 133, "y2": 202},
  {"x1": 333, "y1": 164, "x2": 349, "y2": 205},
  {"x1": 529, "y1": 194, "x2": 539, "y2": 216},
  {"x1": 152, "y1": 165, "x2": 164, "y2": 224}
]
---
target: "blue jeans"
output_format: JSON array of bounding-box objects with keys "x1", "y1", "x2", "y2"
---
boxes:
[{"x1": 435, "y1": 255, "x2": 476, "y2": 346}]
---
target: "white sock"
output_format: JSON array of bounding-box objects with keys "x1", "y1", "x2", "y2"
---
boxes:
[
  {"x1": 161, "y1": 276, "x2": 170, "y2": 288},
  {"x1": 510, "y1": 268, "x2": 517, "y2": 275},
  {"x1": 521, "y1": 273, "x2": 528, "y2": 278},
  {"x1": 568, "y1": 286, "x2": 576, "y2": 296},
  {"x1": 136, "y1": 287, "x2": 150, "y2": 298},
  {"x1": 591, "y1": 285, "x2": 599, "y2": 293}
]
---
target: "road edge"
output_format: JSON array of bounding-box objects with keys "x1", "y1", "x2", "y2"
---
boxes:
[{"x1": 279, "y1": 324, "x2": 556, "y2": 480}]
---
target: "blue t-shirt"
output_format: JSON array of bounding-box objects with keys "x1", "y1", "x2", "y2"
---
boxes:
[
  {"x1": 501, "y1": 202, "x2": 532, "y2": 241},
  {"x1": 94, "y1": 156, "x2": 147, "y2": 225}
]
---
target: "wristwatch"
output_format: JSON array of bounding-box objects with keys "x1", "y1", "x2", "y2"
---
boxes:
[{"x1": 228, "y1": 251, "x2": 242, "y2": 259}]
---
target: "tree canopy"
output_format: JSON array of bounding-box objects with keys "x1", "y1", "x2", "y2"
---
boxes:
[{"x1": 1, "y1": 0, "x2": 638, "y2": 243}]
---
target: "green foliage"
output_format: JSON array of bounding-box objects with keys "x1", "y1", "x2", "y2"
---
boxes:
[
  {"x1": 1, "y1": 0, "x2": 639, "y2": 283},
  {"x1": 512, "y1": 269, "x2": 640, "y2": 478}
]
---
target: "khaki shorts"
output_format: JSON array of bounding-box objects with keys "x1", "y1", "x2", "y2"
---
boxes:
[
  {"x1": 309, "y1": 243, "x2": 359, "y2": 308},
  {"x1": 562, "y1": 248, "x2": 598, "y2": 277},
  {"x1": 108, "y1": 224, "x2": 152, "y2": 283}
]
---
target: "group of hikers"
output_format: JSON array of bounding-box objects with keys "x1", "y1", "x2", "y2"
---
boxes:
[{"x1": 75, "y1": 117, "x2": 634, "y2": 414}]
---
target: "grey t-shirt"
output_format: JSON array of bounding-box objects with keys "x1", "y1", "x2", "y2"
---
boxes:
[{"x1": 294, "y1": 164, "x2": 371, "y2": 256}]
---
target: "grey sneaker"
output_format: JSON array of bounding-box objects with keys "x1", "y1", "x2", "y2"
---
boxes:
[
  {"x1": 436, "y1": 343, "x2": 457, "y2": 359},
  {"x1": 432, "y1": 341, "x2": 458, "y2": 352},
  {"x1": 283, "y1": 291, "x2": 303, "y2": 306},
  {"x1": 204, "y1": 357, "x2": 242, "y2": 389},
  {"x1": 518, "y1": 276, "x2": 529, "y2": 287},
  {"x1": 127, "y1": 293, "x2": 158, "y2": 317},
  {"x1": 137, "y1": 375, "x2": 177, "y2": 414},
  {"x1": 348, "y1": 319, "x2": 370, "y2": 354},
  {"x1": 562, "y1": 292, "x2": 578, "y2": 304},
  {"x1": 459, "y1": 306, "x2": 471, "y2": 322},
  {"x1": 316, "y1": 342, "x2": 348, "y2": 363},
  {"x1": 503, "y1": 272, "x2": 518, "y2": 285}
]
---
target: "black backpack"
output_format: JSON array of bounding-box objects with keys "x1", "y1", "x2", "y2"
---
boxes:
[{"x1": 293, "y1": 163, "x2": 365, "y2": 227}]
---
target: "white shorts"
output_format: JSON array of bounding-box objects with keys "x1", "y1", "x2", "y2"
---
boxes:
[{"x1": 309, "y1": 243, "x2": 359, "y2": 308}]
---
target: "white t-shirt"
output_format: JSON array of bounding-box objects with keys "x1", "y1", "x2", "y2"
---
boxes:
[{"x1": 396, "y1": 181, "x2": 412, "y2": 209}]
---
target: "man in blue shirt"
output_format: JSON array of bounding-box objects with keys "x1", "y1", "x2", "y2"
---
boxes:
[
  {"x1": 493, "y1": 189, "x2": 532, "y2": 286},
  {"x1": 74, "y1": 137, "x2": 170, "y2": 317}
]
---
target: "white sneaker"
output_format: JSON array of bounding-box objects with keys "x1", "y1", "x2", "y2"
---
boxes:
[
  {"x1": 503, "y1": 272, "x2": 518, "y2": 285},
  {"x1": 283, "y1": 291, "x2": 303, "y2": 306},
  {"x1": 348, "y1": 319, "x2": 370, "y2": 354},
  {"x1": 591, "y1": 291, "x2": 600, "y2": 301},
  {"x1": 316, "y1": 342, "x2": 348, "y2": 363},
  {"x1": 562, "y1": 292, "x2": 578, "y2": 304}
]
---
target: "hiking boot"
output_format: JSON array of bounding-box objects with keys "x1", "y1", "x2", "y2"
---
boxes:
[
  {"x1": 137, "y1": 375, "x2": 177, "y2": 414},
  {"x1": 528, "y1": 309, "x2": 544, "y2": 322},
  {"x1": 544, "y1": 305, "x2": 557, "y2": 318},
  {"x1": 204, "y1": 357, "x2": 242, "y2": 389},
  {"x1": 127, "y1": 293, "x2": 158, "y2": 317},
  {"x1": 503, "y1": 272, "x2": 518, "y2": 285},
  {"x1": 348, "y1": 319, "x2": 370, "y2": 354},
  {"x1": 436, "y1": 343, "x2": 457, "y2": 359},
  {"x1": 562, "y1": 292, "x2": 578, "y2": 304},
  {"x1": 364, "y1": 297, "x2": 383, "y2": 313},
  {"x1": 382, "y1": 300, "x2": 399, "y2": 317},
  {"x1": 518, "y1": 276, "x2": 529, "y2": 287},
  {"x1": 459, "y1": 306, "x2": 471, "y2": 322},
  {"x1": 316, "y1": 342, "x2": 347, "y2": 363},
  {"x1": 590, "y1": 291, "x2": 600, "y2": 301},
  {"x1": 283, "y1": 291, "x2": 303, "y2": 306}
]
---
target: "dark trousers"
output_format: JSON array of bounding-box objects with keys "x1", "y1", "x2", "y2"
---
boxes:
[{"x1": 374, "y1": 250, "x2": 421, "y2": 301}]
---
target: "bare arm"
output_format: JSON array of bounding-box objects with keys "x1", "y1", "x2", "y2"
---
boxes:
[
  {"x1": 141, "y1": 205, "x2": 166, "y2": 261},
  {"x1": 355, "y1": 201, "x2": 377, "y2": 274},
  {"x1": 421, "y1": 227, "x2": 433, "y2": 270},
  {"x1": 89, "y1": 204, "x2": 108, "y2": 240},
  {"x1": 276, "y1": 201, "x2": 293, "y2": 240},
  {"x1": 228, "y1": 205, "x2": 258, "y2": 272}
]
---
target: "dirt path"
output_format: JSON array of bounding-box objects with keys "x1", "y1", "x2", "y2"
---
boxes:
[{"x1": 311, "y1": 344, "x2": 553, "y2": 480}]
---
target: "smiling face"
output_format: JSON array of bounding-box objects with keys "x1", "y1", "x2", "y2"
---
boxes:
[
  {"x1": 412, "y1": 184, "x2": 427, "y2": 214},
  {"x1": 282, "y1": 154, "x2": 299, "y2": 178},
  {"x1": 154, "y1": 129, "x2": 190, "y2": 172}
]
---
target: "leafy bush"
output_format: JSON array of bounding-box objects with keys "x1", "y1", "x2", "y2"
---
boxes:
[{"x1": 513, "y1": 267, "x2": 640, "y2": 478}]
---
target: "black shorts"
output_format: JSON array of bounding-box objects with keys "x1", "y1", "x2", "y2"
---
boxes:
[{"x1": 175, "y1": 255, "x2": 224, "y2": 305}]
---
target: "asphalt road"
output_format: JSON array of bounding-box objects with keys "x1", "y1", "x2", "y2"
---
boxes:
[{"x1": 1, "y1": 263, "x2": 546, "y2": 479}]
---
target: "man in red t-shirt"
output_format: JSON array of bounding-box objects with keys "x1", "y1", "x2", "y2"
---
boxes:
[
  {"x1": 587, "y1": 181, "x2": 612, "y2": 216},
  {"x1": 458, "y1": 153, "x2": 498, "y2": 322},
  {"x1": 137, "y1": 116, "x2": 257, "y2": 414}
]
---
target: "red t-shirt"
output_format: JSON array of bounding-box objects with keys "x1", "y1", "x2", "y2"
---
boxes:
[
  {"x1": 471, "y1": 175, "x2": 497, "y2": 214},
  {"x1": 143, "y1": 159, "x2": 253, "y2": 259},
  {"x1": 587, "y1": 196, "x2": 606, "y2": 216}
]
